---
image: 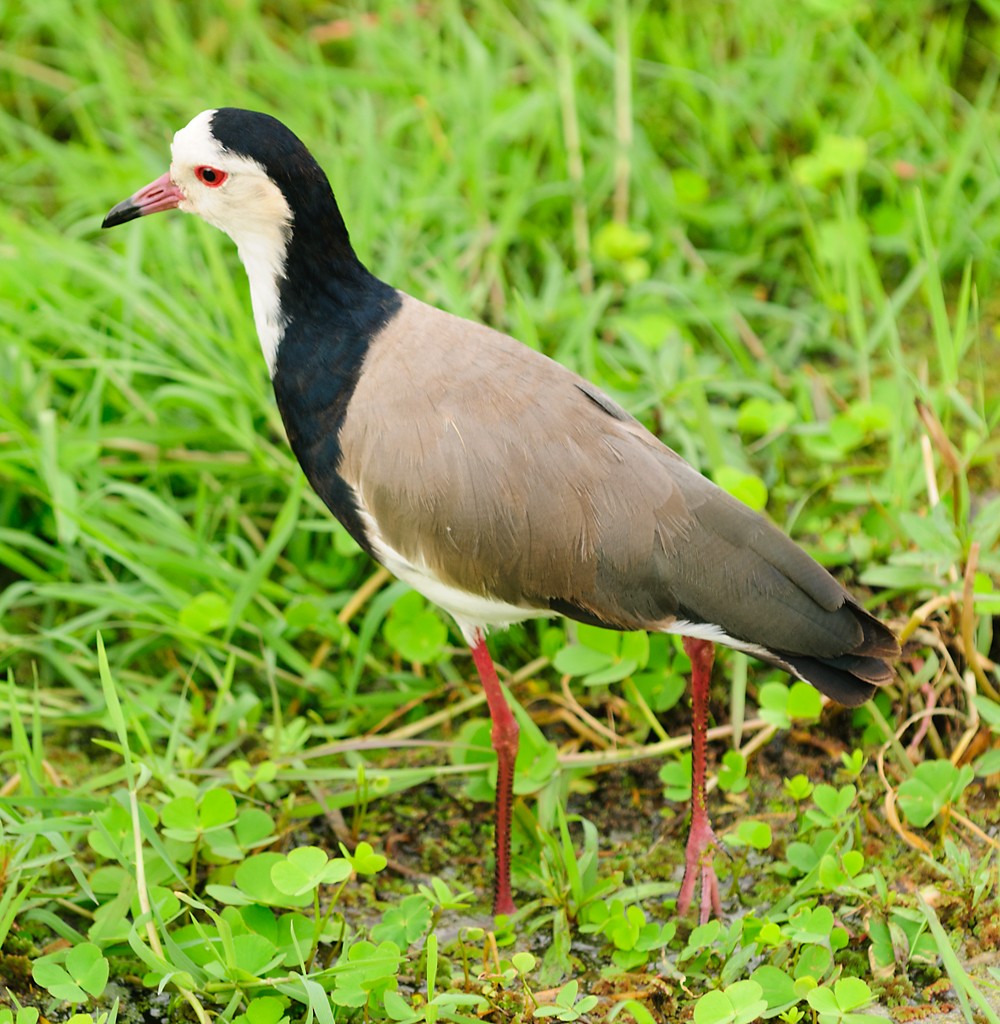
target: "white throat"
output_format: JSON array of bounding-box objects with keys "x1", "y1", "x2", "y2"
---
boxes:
[
  {"x1": 236, "y1": 229, "x2": 290, "y2": 376},
  {"x1": 170, "y1": 109, "x2": 294, "y2": 377}
]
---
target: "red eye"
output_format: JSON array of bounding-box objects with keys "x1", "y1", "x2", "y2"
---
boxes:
[{"x1": 194, "y1": 165, "x2": 227, "y2": 187}]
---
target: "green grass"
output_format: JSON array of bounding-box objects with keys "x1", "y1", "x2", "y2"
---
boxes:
[{"x1": 2, "y1": 1, "x2": 1000, "y2": 1021}]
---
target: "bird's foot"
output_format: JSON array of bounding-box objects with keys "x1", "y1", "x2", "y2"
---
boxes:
[{"x1": 676, "y1": 814, "x2": 723, "y2": 924}]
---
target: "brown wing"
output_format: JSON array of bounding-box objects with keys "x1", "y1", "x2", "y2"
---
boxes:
[{"x1": 338, "y1": 294, "x2": 898, "y2": 701}]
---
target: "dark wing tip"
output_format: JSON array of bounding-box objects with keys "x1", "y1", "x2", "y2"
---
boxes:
[
  {"x1": 782, "y1": 654, "x2": 881, "y2": 707},
  {"x1": 777, "y1": 603, "x2": 898, "y2": 706},
  {"x1": 856, "y1": 607, "x2": 901, "y2": 659}
]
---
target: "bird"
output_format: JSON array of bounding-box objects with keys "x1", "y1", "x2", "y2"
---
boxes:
[{"x1": 102, "y1": 108, "x2": 899, "y2": 922}]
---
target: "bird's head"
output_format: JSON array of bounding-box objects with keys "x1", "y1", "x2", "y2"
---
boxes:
[
  {"x1": 101, "y1": 108, "x2": 322, "y2": 246},
  {"x1": 102, "y1": 108, "x2": 366, "y2": 375}
]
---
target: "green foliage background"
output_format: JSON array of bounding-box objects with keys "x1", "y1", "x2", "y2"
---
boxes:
[{"x1": 2, "y1": 0, "x2": 999, "y2": 1020}]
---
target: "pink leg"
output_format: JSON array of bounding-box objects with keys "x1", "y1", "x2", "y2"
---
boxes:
[
  {"x1": 469, "y1": 629, "x2": 520, "y2": 915},
  {"x1": 676, "y1": 636, "x2": 722, "y2": 923}
]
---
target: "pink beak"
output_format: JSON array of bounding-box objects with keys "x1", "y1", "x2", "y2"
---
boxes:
[{"x1": 102, "y1": 172, "x2": 184, "y2": 228}]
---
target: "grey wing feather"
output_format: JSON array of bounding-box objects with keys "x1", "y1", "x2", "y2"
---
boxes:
[{"x1": 338, "y1": 294, "x2": 898, "y2": 694}]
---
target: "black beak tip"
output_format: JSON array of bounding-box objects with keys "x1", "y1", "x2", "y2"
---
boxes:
[{"x1": 102, "y1": 201, "x2": 141, "y2": 230}]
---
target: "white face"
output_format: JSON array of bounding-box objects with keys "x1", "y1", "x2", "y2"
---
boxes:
[
  {"x1": 169, "y1": 109, "x2": 293, "y2": 244},
  {"x1": 169, "y1": 110, "x2": 293, "y2": 376}
]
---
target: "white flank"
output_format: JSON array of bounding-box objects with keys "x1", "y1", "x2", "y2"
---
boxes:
[
  {"x1": 658, "y1": 618, "x2": 774, "y2": 663},
  {"x1": 355, "y1": 507, "x2": 545, "y2": 637}
]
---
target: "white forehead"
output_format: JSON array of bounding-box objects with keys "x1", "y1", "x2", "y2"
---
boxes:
[
  {"x1": 171, "y1": 109, "x2": 223, "y2": 166},
  {"x1": 170, "y1": 109, "x2": 268, "y2": 177}
]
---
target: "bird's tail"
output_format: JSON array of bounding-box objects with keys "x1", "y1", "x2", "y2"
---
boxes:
[{"x1": 773, "y1": 603, "x2": 899, "y2": 707}]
